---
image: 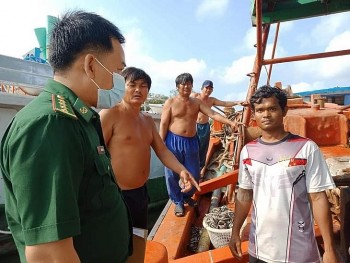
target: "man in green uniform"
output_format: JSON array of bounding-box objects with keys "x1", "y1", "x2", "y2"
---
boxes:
[{"x1": 0, "y1": 11, "x2": 132, "y2": 263}]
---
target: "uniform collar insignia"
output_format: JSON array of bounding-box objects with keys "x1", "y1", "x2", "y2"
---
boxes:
[{"x1": 73, "y1": 98, "x2": 93, "y2": 122}]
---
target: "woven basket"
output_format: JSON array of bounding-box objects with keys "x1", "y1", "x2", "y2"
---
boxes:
[
  {"x1": 202, "y1": 220, "x2": 232, "y2": 248},
  {"x1": 203, "y1": 218, "x2": 247, "y2": 248}
]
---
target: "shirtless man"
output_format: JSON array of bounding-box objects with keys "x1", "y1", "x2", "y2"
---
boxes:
[
  {"x1": 100, "y1": 67, "x2": 199, "y2": 263},
  {"x1": 159, "y1": 73, "x2": 238, "y2": 217},
  {"x1": 191, "y1": 80, "x2": 248, "y2": 176}
]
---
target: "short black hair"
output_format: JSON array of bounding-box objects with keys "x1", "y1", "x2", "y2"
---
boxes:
[
  {"x1": 250, "y1": 85, "x2": 287, "y2": 111},
  {"x1": 121, "y1": 67, "x2": 152, "y2": 90},
  {"x1": 175, "y1": 73, "x2": 193, "y2": 87},
  {"x1": 49, "y1": 10, "x2": 125, "y2": 72}
]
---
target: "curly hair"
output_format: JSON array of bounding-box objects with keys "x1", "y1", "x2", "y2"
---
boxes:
[{"x1": 250, "y1": 85, "x2": 287, "y2": 111}]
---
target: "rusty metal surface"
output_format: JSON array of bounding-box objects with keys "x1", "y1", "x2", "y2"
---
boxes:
[{"x1": 285, "y1": 107, "x2": 349, "y2": 146}]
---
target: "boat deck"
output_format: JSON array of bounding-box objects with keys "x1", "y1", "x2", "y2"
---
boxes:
[
  {"x1": 146, "y1": 189, "x2": 344, "y2": 263},
  {"x1": 149, "y1": 194, "x2": 250, "y2": 263}
]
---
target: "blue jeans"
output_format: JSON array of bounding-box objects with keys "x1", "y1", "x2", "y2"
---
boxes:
[{"x1": 196, "y1": 122, "x2": 210, "y2": 169}]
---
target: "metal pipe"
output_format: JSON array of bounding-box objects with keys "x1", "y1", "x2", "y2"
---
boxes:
[
  {"x1": 256, "y1": 0, "x2": 263, "y2": 68},
  {"x1": 263, "y1": 49, "x2": 350, "y2": 65},
  {"x1": 197, "y1": 165, "x2": 227, "y2": 253},
  {"x1": 236, "y1": 20, "x2": 270, "y2": 166},
  {"x1": 243, "y1": 24, "x2": 270, "y2": 126},
  {"x1": 213, "y1": 105, "x2": 225, "y2": 114},
  {"x1": 267, "y1": 22, "x2": 280, "y2": 84}
]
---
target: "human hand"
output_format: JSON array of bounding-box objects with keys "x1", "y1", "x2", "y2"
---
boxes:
[
  {"x1": 322, "y1": 249, "x2": 339, "y2": 263},
  {"x1": 228, "y1": 232, "x2": 242, "y2": 260},
  {"x1": 230, "y1": 121, "x2": 245, "y2": 131},
  {"x1": 179, "y1": 171, "x2": 201, "y2": 193},
  {"x1": 240, "y1": 101, "x2": 249, "y2": 107}
]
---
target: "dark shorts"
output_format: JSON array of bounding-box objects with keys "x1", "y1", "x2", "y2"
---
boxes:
[
  {"x1": 249, "y1": 255, "x2": 267, "y2": 263},
  {"x1": 196, "y1": 122, "x2": 211, "y2": 168},
  {"x1": 121, "y1": 184, "x2": 149, "y2": 229}
]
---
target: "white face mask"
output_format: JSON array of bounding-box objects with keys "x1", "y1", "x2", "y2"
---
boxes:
[{"x1": 91, "y1": 58, "x2": 126, "y2": 109}]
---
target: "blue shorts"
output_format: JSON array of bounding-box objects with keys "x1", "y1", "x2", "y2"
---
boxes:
[{"x1": 164, "y1": 131, "x2": 200, "y2": 205}]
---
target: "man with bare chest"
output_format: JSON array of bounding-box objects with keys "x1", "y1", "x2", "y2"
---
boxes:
[
  {"x1": 100, "y1": 67, "x2": 199, "y2": 263},
  {"x1": 190, "y1": 80, "x2": 247, "y2": 175},
  {"x1": 159, "y1": 73, "x2": 238, "y2": 217}
]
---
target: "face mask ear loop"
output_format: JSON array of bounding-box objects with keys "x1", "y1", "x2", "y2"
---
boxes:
[
  {"x1": 90, "y1": 78, "x2": 101, "y2": 89},
  {"x1": 95, "y1": 58, "x2": 113, "y2": 75}
]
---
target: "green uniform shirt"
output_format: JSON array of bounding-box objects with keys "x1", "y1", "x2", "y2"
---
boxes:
[{"x1": 0, "y1": 79, "x2": 132, "y2": 263}]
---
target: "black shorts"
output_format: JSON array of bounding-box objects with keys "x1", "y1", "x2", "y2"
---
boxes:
[
  {"x1": 249, "y1": 255, "x2": 267, "y2": 263},
  {"x1": 121, "y1": 184, "x2": 149, "y2": 229}
]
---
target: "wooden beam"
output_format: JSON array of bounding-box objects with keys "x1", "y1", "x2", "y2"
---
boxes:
[{"x1": 197, "y1": 170, "x2": 239, "y2": 196}]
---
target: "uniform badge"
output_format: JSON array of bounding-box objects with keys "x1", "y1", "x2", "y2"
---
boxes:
[
  {"x1": 97, "y1": 146, "x2": 105, "y2": 154},
  {"x1": 52, "y1": 94, "x2": 77, "y2": 119},
  {"x1": 80, "y1": 107, "x2": 88, "y2": 114},
  {"x1": 73, "y1": 98, "x2": 93, "y2": 122}
]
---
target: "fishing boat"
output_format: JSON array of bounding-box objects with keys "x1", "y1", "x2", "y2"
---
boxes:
[
  {"x1": 1, "y1": 1, "x2": 350, "y2": 262},
  {"x1": 144, "y1": 1, "x2": 350, "y2": 262}
]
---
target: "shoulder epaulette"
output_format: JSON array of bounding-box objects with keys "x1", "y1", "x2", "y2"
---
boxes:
[{"x1": 52, "y1": 94, "x2": 78, "y2": 119}]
